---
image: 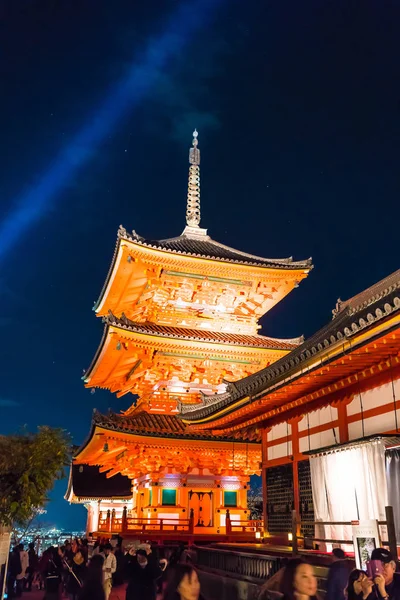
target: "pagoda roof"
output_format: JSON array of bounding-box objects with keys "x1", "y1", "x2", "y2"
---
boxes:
[
  {"x1": 103, "y1": 311, "x2": 302, "y2": 351},
  {"x1": 89, "y1": 409, "x2": 258, "y2": 442},
  {"x1": 117, "y1": 226, "x2": 313, "y2": 270},
  {"x1": 180, "y1": 268, "x2": 400, "y2": 422},
  {"x1": 65, "y1": 463, "x2": 132, "y2": 502}
]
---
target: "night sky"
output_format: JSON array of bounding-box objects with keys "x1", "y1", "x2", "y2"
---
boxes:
[{"x1": 1, "y1": 1, "x2": 399, "y2": 529}]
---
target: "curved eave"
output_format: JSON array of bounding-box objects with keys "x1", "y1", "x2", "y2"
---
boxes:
[
  {"x1": 94, "y1": 235, "x2": 123, "y2": 314},
  {"x1": 75, "y1": 417, "x2": 261, "y2": 449},
  {"x1": 106, "y1": 313, "x2": 301, "y2": 351},
  {"x1": 72, "y1": 419, "x2": 98, "y2": 462},
  {"x1": 67, "y1": 495, "x2": 132, "y2": 504},
  {"x1": 64, "y1": 466, "x2": 74, "y2": 502},
  {"x1": 82, "y1": 324, "x2": 109, "y2": 384},
  {"x1": 83, "y1": 321, "x2": 295, "y2": 388},
  {"x1": 94, "y1": 226, "x2": 312, "y2": 315}
]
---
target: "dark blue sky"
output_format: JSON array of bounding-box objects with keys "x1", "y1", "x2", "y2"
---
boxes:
[{"x1": 1, "y1": 0, "x2": 399, "y2": 529}]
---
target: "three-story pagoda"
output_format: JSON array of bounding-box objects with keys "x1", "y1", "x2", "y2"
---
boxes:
[{"x1": 66, "y1": 131, "x2": 312, "y2": 540}]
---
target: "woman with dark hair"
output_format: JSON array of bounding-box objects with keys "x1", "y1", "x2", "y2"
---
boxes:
[
  {"x1": 162, "y1": 564, "x2": 204, "y2": 600},
  {"x1": 280, "y1": 558, "x2": 318, "y2": 600},
  {"x1": 78, "y1": 555, "x2": 105, "y2": 600},
  {"x1": 345, "y1": 569, "x2": 373, "y2": 600}
]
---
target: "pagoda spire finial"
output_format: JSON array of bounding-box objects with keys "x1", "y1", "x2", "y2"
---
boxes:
[{"x1": 186, "y1": 129, "x2": 201, "y2": 228}]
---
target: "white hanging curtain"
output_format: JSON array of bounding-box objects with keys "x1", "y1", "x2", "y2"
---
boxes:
[{"x1": 310, "y1": 440, "x2": 387, "y2": 550}]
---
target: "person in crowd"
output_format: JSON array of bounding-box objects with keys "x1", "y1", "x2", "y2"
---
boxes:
[
  {"x1": 43, "y1": 546, "x2": 63, "y2": 600},
  {"x1": 7, "y1": 546, "x2": 22, "y2": 599},
  {"x1": 101, "y1": 543, "x2": 116, "y2": 600},
  {"x1": 112, "y1": 543, "x2": 126, "y2": 587},
  {"x1": 169, "y1": 544, "x2": 186, "y2": 568},
  {"x1": 26, "y1": 542, "x2": 39, "y2": 591},
  {"x1": 93, "y1": 542, "x2": 104, "y2": 557},
  {"x1": 367, "y1": 548, "x2": 400, "y2": 600},
  {"x1": 345, "y1": 569, "x2": 373, "y2": 600},
  {"x1": 326, "y1": 548, "x2": 353, "y2": 600},
  {"x1": 162, "y1": 564, "x2": 203, "y2": 600},
  {"x1": 80, "y1": 539, "x2": 89, "y2": 564},
  {"x1": 78, "y1": 554, "x2": 105, "y2": 600},
  {"x1": 66, "y1": 548, "x2": 87, "y2": 600},
  {"x1": 280, "y1": 558, "x2": 319, "y2": 600},
  {"x1": 156, "y1": 547, "x2": 169, "y2": 596},
  {"x1": 16, "y1": 543, "x2": 29, "y2": 597},
  {"x1": 64, "y1": 541, "x2": 74, "y2": 562},
  {"x1": 126, "y1": 547, "x2": 162, "y2": 600}
]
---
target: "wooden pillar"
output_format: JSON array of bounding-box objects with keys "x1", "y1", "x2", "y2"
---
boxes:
[
  {"x1": 111, "y1": 508, "x2": 116, "y2": 531},
  {"x1": 225, "y1": 509, "x2": 231, "y2": 535},
  {"x1": 290, "y1": 418, "x2": 301, "y2": 522},
  {"x1": 189, "y1": 508, "x2": 194, "y2": 534},
  {"x1": 386, "y1": 506, "x2": 397, "y2": 562},
  {"x1": 97, "y1": 500, "x2": 101, "y2": 532},
  {"x1": 336, "y1": 399, "x2": 350, "y2": 443},
  {"x1": 261, "y1": 428, "x2": 269, "y2": 536},
  {"x1": 292, "y1": 510, "x2": 299, "y2": 556},
  {"x1": 106, "y1": 509, "x2": 111, "y2": 532},
  {"x1": 122, "y1": 506, "x2": 127, "y2": 533}
]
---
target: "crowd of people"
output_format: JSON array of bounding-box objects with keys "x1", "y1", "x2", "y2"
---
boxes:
[
  {"x1": 7, "y1": 537, "x2": 400, "y2": 600},
  {"x1": 271, "y1": 546, "x2": 400, "y2": 600},
  {"x1": 6, "y1": 537, "x2": 200, "y2": 600}
]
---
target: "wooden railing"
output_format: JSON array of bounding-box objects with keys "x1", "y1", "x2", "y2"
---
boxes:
[
  {"x1": 125, "y1": 517, "x2": 192, "y2": 533},
  {"x1": 97, "y1": 507, "x2": 263, "y2": 538},
  {"x1": 195, "y1": 545, "x2": 283, "y2": 582},
  {"x1": 97, "y1": 508, "x2": 194, "y2": 534},
  {"x1": 291, "y1": 505, "x2": 397, "y2": 558},
  {"x1": 228, "y1": 518, "x2": 263, "y2": 535}
]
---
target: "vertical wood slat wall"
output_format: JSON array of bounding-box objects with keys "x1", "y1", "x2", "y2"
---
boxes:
[{"x1": 265, "y1": 461, "x2": 314, "y2": 534}]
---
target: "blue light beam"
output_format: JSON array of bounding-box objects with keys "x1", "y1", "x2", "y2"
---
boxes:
[{"x1": 0, "y1": 0, "x2": 223, "y2": 262}]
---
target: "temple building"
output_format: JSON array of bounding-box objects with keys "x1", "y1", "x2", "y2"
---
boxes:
[
  {"x1": 66, "y1": 131, "x2": 312, "y2": 539},
  {"x1": 181, "y1": 269, "x2": 400, "y2": 546}
]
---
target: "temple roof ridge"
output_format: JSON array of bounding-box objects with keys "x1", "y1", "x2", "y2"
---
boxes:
[
  {"x1": 117, "y1": 225, "x2": 312, "y2": 270},
  {"x1": 332, "y1": 268, "x2": 400, "y2": 319}
]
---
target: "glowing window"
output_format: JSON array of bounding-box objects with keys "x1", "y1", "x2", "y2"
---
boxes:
[
  {"x1": 161, "y1": 489, "x2": 177, "y2": 506},
  {"x1": 224, "y1": 491, "x2": 237, "y2": 507}
]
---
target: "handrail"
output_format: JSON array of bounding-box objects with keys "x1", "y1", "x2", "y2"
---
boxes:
[
  {"x1": 98, "y1": 513, "x2": 264, "y2": 538},
  {"x1": 291, "y1": 505, "x2": 397, "y2": 559},
  {"x1": 195, "y1": 545, "x2": 283, "y2": 582}
]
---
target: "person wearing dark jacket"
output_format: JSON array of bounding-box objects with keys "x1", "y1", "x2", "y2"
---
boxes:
[
  {"x1": 7, "y1": 547, "x2": 22, "y2": 599},
  {"x1": 43, "y1": 547, "x2": 62, "y2": 600},
  {"x1": 326, "y1": 549, "x2": 353, "y2": 600},
  {"x1": 78, "y1": 554, "x2": 105, "y2": 600},
  {"x1": 126, "y1": 549, "x2": 162, "y2": 600},
  {"x1": 66, "y1": 550, "x2": 87, "y2": 600},
  {"x1": 112, "y1": 544, "x2": 126, "y2": 586},
  {"x1": 26, "y1": 542, "x2": 39, "y2": 591}
]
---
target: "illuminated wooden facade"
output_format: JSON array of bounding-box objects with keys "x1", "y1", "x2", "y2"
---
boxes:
[
  {"x1": 68, "y1": 131, "x2": 311, "y2": 538},
  {"x1": 180, "y1": 269, "x2": 400, "y2": 537},
  {"x1": 68, "y1": 411, "x2": 261, "y2": 538}
]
